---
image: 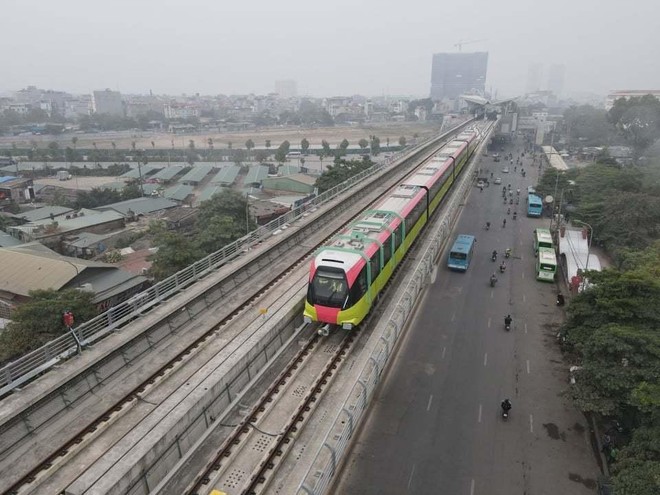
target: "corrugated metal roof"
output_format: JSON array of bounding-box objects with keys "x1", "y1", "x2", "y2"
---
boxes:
[
  {"x1": 11, "y1": 210, "x2": 126, "y2": 237},
  {"x1": 17, "y1": 206, "x2": 74, "y2": 222},
  {"x1": 150, "y1": 166, "x2": 185, "y2": 181},
  {"x1": 210, "y1": 166, "x2": 240, "y2": 185},
  {"x1": 279, "y1": 165, "x2": 301, "y2": 176},
  {"x1": 263, "y1": 173, "x2": 317, "y2": 186},
  {"x1": 0, "y1": 232, "x2": 22, "y2": 247},
  {"x1": 179, "y1": 164, "x2": 213, "y2": 183},
  {"x1": 120, "y1": 165, "x2": 162, "y2": 179},
  {"x1": 97, "y1": 197, "x2": 178, "y2": 216},
  {"x1": 244, "y1": 165, "x2": 269, "y2": 184},
  {"x1": 163, "y1": 184, "x2": 194, "y2": 201},
  {"x1": 0, "y1": 243, "x2": 110, "y2": 297},
  {"x1": 195, "y1": 185, "x2": 226, "y2": 206}
]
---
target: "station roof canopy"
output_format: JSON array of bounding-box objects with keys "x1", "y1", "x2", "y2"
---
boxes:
[
  {"x1": 279, "y1": 164, "x2": 301, "y2": 176},
  {"x1": 542, "y1": 146, "x2": 569, "y2": 170},
  {"x1": 97, "y1": 197, "x2": 178, "y2": 216},
  {"x1": 120, "y1": 165, "x2": 161, "y2": 179}
]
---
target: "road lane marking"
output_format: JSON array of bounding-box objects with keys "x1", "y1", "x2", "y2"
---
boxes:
[
  {"x1": 451, "y1": 311, "x2": 456, "y2": 322},
  {"x1": 427, "y1": 394, "x2": 433, "y2": 411},
  {"x1": 524, "y1": 323, "x2": 528, "y2": 334},
  {"x1": 522, "y1": 294, "x2": 526, "y2": 303},
  {"x1": 487, "y1": 317, "x2": 491, "y2": 328},
  {"x1": 408, "y1": 464, "x2": 416, "y2": 490},
  {"x1": 521, "y1": 271, "x2": 525, "y2": 280},
  {"x1": 530, "y1": 414, "x2": 534, "y2": 433},
  {"x1": 484, "y1": 353, "x2": 488, "y2": 366},
  {"x1": 470, "y1": 478, "x2": 475, "y2": 495},
  {"x1": 478, "y1": 404, "x2": 483, "y2": 423},
  {"x1": 442, "y1": 347, "x2": 447, "y2": 359},
  {"x1": 491, "y1": 290, "x2": 494, "y2": 299},
  {"x1": 526, "y1": 360, "x2": 530, "y2": 374}
]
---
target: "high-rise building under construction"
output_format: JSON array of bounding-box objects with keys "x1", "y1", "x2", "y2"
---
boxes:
[{"x1": 430, "y1": 52, "x2": 488, "y2": 100}]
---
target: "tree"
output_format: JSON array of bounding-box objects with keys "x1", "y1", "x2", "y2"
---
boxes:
[
  {"x1": 315, "y1": 158, "x2": 375, "y2": 193},
  {"x1": 228, "y1": 141, "x2": 233, "y2": 150},
  {"x1": 75, "y1": 187, "x2": 122, "y2": 209},
  {"x1": 151, "y1": 140, "x2": 156, "y2": 149},
  {"x1": 370, "y1": 136, "x2": 381, "y2": 155},
  {"x1": 207, "y1": 138, "x2": 214, "y2": 150},
  {"x1": 0, "y1": 289, "x2": 97, "y2": 362},
  {"x1": 358, "y1": 138, "x2": 369, "y2": 150},
  {"x1": 563, "y1": 105, "x2": 613, "y2": 146},
  {"x1": 111, "y1": 141, "x2": 116, "y2": 150},
  {"x1": 399, "y1": 136, "x2": 407, "y2": 147},
  {"x1": 301, "y1": 138, "x2": 310, "y2": 155},
  {"x1": 48, "y1": 141, "x2": 59, "y2": 152},
  {"x1": 280, "y1": 140, "x2": 291, "y2": 155},
  {"x1": 149, "y1": 229, "x2": 204, "y2": 280},
  {"x1": 608, "y1": 95, "x2": 660, "y2": 160},
  {"x1": 255, "y1": 150, "x2": 269, "y2": 163},
  {"x1": 188, "y1": 139, "x2": 195, "y2": 150},
  {"x1": 194, "y1": 190, "x2": 255, "y2": 253},
  {"x1": 245, "y1": 138, "x2": 255, "y2": 157},
  {"x1": 275, "y1": 148, "x2": 287, "y2": 164},
  {"x1": 340, "y1": 139, "x2": 349, "y2": 150},
  {"x1": 321, "y1": 140, "x2": 331, "y2": 155},
  {"x1": 234, "y1": 148, "x2": 247, "y2": 165},
  {"x1": 122, "y1": 181, "x2": 143, "y2": 200},
  {"x1": 265, "y1": 139, "x2": 271, "y2": 150}
]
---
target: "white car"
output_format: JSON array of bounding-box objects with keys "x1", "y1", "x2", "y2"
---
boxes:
[
  {"x1": 494, "y1": 177, "x2": 502, "y2": 184},
  {"x1": 477, "y1": 180, "x2": 485, "y2": 188},
  {"x1": 502, "y1": 167, "x2": 510, "y2": 173}
]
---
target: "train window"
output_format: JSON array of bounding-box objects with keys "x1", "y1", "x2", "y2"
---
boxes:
[
  {"x1": 370, "y1": 252, "x2": 380, "y2": 282},
  {"x1": 394, "y1": 224, "x2": 403, "y2": 250},
  {"x1": 348, "y1": 266, "x2": 368, "y2": 305},
  {"x1": 383, "y1": 236, "x2": 392, "y2": 265}
]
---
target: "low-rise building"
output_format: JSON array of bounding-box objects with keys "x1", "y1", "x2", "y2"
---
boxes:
[{"x1": 0, "y1": 243, "x2": 149, "y2": 313}]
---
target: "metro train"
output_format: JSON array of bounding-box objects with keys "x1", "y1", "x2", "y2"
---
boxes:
[{"x1": 303, "y1": 127, "x2": 482, "y2": 330}]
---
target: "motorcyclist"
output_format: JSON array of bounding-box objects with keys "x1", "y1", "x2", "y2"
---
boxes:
[
  {"x1": 486, "y1": 221, "x2": 491, "y2": 230},
  {"x1": 502, "y1": 218, "x2": 507, "y2": 228},
  {"x1": 499, "y1": 261, "x2": 506, "y2": 272},
  {"x1": 492, "y1": 250, "x2": 498, "y2": 260},
  {"x1": 507, "y1": 207, "x2": 511, "y2": 215},
  {"x1": 513, "y1": 211, "x2": 517, "y2": 220},
  {"x1": 504, "y1": 314, "x2": 512, "y2": 327},
  {"x1": 516, "y1": 188, "x2": 520, "y2": 196},
  {"x1": 501, "y1": 399, "x2": 512, "y2": 412},
  {"x1": 505, "y1": 248, "x2": 511, "y2": 258},
  {"x1": 490, "y1": 273, "x2": 498, "y2": 286}
]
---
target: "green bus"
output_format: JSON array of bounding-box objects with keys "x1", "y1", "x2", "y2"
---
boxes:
[
  {"x1": 536, "y1": 247, "x2": 557, "y2": 282},
  {"x1": 534, "y1": 228, "x2": 553, "y2": 255}
]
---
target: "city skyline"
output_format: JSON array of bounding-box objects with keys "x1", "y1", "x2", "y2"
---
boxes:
[{"x1": 2, "y1": 0, "x2": 659, "y2": 98}]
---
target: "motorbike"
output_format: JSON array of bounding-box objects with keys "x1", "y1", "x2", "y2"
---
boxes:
[
  {"x1": 505, "y1": 249, "x2": 511, "y2": 258},
  {"x1": 499, "y1": 264, "x2": 506, "y2": 273},
  {"x1": 491, "y1": 251, "x2": 497, "y2": 262},
  {"x1": 485, "y1": 222, "x2": 490, "y2": 230},
  {"x1": 502, "y1": 406, "x2": 511, "y2": 421},
  {"x1": 510, "y1": 198, "x2": 513, "y2": 205},
  {"x1": 557, "y1": 293, "x2": 565, "y2": 306},
  {"x1": 513, "y1": 212, "x2": 517, "y2": 220},
  {"x1": 490, "y1": 276, "x2": 497, "y2": 287},
  {"x1": 504, "y1": 319, "x2": 512, "y2": 331}
]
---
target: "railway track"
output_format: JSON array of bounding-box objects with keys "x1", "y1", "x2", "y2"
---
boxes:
[
  {"x1": 187, "y1": 331, "x2": 355, "y2": 495},
  {"x1": 1, "y1": 125, "x2": 472, "y2": 495}
]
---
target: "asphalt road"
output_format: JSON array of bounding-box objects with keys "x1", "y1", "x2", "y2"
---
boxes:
[{"x1": 333, "y1": 139, "x2": 600, "y2": 495}]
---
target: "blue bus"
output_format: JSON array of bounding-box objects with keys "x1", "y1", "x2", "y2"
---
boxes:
[
  {"x1": 527, "y1": 193, "x2": 543, "y2": 217},
  {"x1": 448, "y1": 234, "x2": 476, "y2": 271}
]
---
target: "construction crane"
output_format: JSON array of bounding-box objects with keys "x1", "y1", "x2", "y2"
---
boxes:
[{"x1": 454, "y1": 39, "x2": 487, "y2": 51}]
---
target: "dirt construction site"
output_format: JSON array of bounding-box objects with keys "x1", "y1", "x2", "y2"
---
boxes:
[{"x1": 2, "y1": 122, "x2": 443, "y2": 150}]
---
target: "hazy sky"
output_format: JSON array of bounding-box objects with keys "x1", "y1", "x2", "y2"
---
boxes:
[{"x1": 2, "y1": 0, "x2": 658, "y2": 98}]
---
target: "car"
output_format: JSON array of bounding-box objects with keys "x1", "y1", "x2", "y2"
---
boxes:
[
  {"x1": 502, "y1": 167, "x2": 509, "y2": 173},
  {"x1": 494, "y1": 177, "x2": 502, "y2": 184},
  {"x1": 493, "y1": 154, "x2": 501, "y2": 162},
  {"x1": 477, "y1": 180, "x2": 485, "y2": 188}
]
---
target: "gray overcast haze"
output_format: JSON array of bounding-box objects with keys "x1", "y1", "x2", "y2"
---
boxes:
[{"x1": 2, "y1": 0, "x2": 658, "y2": 97}]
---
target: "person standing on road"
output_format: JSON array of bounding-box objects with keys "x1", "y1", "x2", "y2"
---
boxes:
[{"x1": 502, "y1": 218, "x2": 507, "y2": 228}]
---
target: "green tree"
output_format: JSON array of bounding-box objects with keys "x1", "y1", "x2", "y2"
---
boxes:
[
  {"x1": 265, "y1": 139, "x2": 271, "y2": 150},
  {"x1": 370, "y1": 136, "x2": 381, "y2": 155},
  {"x1": 315, "y1": 158, "x2": 374, "y2": 193},
  {"x1": 399, "y1": 136, "x2": 407, "y2": 147},
  {"x1": 563, "y1": 105, "x2": 613, "y2": 146},
  {"x1": 301, "y1": 138, "x2": 310, "y2": 155},
  {"x1": 234, "y1": 148, "x2": 247, "y2": 165},
  {"x1": 149, "y1": 228, "x2": 204, "y2": 280},
  {"x1": 188, "y1": 139, "x2": 195, "y2": 150},
  {"x1": 245, "y1": 138, "x2": 255, "y2": 158},
  {"x1": 274, "y1": 148, "x2": 287, "y2": 164},
  {"x1": 0, "y1": 289, "x2": 97, "y2": 362},
  {"x1": 321, "y1": 139, "x2": 331, "y2": 156},
  {"x1": 207, "y1": 138, "x2": 214, "y2": 150},
  {"x1": 358, "y1": 138, "x2": 369, "y2": 150},
  {"x1": 340, "y1": 139, "x2": 349, "y2": 150},
  {"x1": 122, "y1": 181, "x2": 143, "y2": 200},
  {"x1": 608, "y1": 95, "x2": 660, "y2": 160}
]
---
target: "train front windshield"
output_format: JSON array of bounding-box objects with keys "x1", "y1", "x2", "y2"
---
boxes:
[{"x1": 308, "y1": 267, "x2": 349, "y2": 308}]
